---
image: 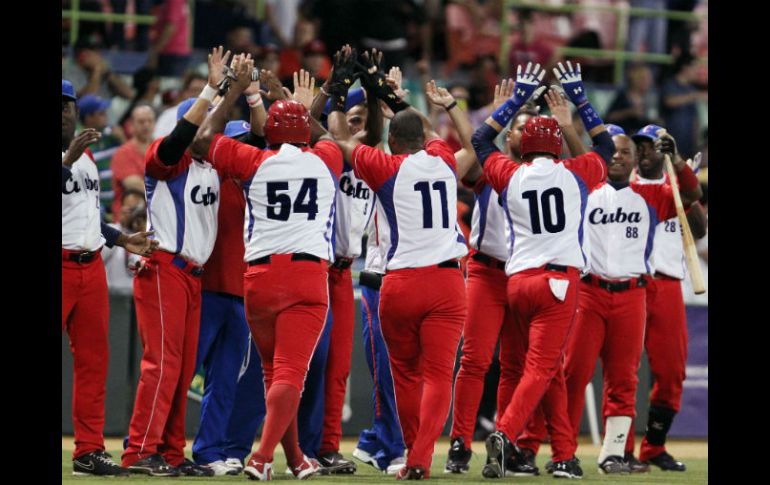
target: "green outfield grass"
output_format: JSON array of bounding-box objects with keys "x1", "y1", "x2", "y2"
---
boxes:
[{"x1": 61, "y1": 440, "x2": 708, "y2": 484}]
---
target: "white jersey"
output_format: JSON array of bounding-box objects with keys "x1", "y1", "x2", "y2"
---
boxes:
[
  {"x1": 635, "y1": 175, "x2": 685, "y2": 279},
  {"x1": 352, "y1": 139, "x2": 468, "y2": 271},
  {"x1": 334, "y1": 163, "x2": 374, "y2": 258},
  {"x1": 469, "y1": 181, "x2": 509, "y2": 262},
  {"x1": 145, "y1": 138, "x2": 220, "y2": 265},
  {"x1": 363, "y1": 205, "x2": 385, "y2": 274},
  {"x1": 62, "y1": 150, "x2": 105, "y2": 251},
  {"x1": 483, "y1": 152, "x2": 607, "y2": 276},
  {"x1": 205, "y1": 136, "x2": 343, "y2": 263}
]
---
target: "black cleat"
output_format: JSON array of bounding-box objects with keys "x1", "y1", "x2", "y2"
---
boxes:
[
  {"x1": 598, "y1": 455, "x2": 631, "y2": 475},
  {"x1": 178, "y1": 458, "x2": 215, "y2": 477},
  {"x1": 624, "y1": 452, "x2": 650, "y2": 473},
  {"x1": 444, "y1": 437, "x2": 472, "y2": 473},
  {"x1": 646, "y1": 451, "x2": 686, "y2": 471},
  {"x1": 505, "y1": 446, "x2": 539, "y2": 476},
  {"x1": 318, "y1": 452, "x2": 357, "y2": 474},
  {"x1": 545, "y1": 460, "x2": 554, "y2": 474},
  {"x1": 396, "y1": 466, "x2": 428, "y2": 480},
  {"x1": 128, "y1": 454, "x2": 180, "y2": 477},
  {"x1": 72, "y1": 451, "x2": 130, "y2": 476},
  {"x1": 482, "y1": 431, "x2": 513, "y2": 479},
  {"x1": 552, "y1": 456, "x2": 583, "y2": 479}
]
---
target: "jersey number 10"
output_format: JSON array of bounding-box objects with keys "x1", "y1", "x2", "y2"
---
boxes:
[
  {"x1": 266, "y1": 179, "x2": 319, "y2": 221},
  {"x1": 522, "y1": 188, "x2": 566, "y2": 234}
]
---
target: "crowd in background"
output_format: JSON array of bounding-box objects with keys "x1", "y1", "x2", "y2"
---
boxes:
[{"x1": 61, "y1": 0, "x2": 708, "y2": 299}]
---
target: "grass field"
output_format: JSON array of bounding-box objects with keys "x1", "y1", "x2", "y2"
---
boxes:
[{"x1": 62, "y1": 437, "x2": 707, "y2": 484}]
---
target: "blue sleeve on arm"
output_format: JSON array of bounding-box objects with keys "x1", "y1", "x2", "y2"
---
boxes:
[
  {"x1": 591, "y1": 130, "x2": 615, "y2": 165},
  {"x1": 577, "y1": 101, "x2": 603, "y2": 132},
  {"x1": 471, "y1": 124, "x2": 501, "y2": 166},
  {"x1": 101, "y1": 223, "x2": 122, "y2": 248},
  {"x1": 490, "y1": 99, "x2": 524, "y2": 130}
]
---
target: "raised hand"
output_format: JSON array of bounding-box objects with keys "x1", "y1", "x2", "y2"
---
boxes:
[
  {"x1": 207, "y1": 45, "x2": 232, "y2": 88},
  {"x1": 293, "y1": 69, "x2": 316, "y2": 110},
  {"x1": 544, "y1": 88, "x2": 572, "y2": 127},
  {"x1": 553, "y1": 61, "x2": 587, "y2": 106},
  {"x1": 425, "y1": 80, "x2": 455, "y2": 109},
  {"x1": 120, "y1": 231, "x2": 160, "y2": 257},
  {"x1": 493, "y1": 78, "x2": 514, "y2": 110},
  {"x1": 655, "y1": 131, "x2": 678, "y2": 159},
  {"x1": 231, "y1": 56, "x2": 255, "y2": 94},
  {"x1": 512, "y1": 62, "x2": 546, "y2": 106},
  {"x1": 259, "y1": 69, "x2": 290, "y2": 101},
  {"x1": 63, "y1": 129, "x2": 101, "y2": 167},
  {"x1": 386, "y1": 66, "x2": 409, "y2": 99},
  {"x1": 331, "y1": 44, "x2": 358, "y2": 91}
]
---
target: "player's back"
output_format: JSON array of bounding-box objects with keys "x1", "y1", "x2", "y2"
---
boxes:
[{"x1": 244, "y1": 143, "x2": 337, "y2": 262}]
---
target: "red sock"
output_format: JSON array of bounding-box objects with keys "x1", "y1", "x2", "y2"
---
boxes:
[
  {"x1": 281, "y1": 417, "x2": 304, "y2": 468},
  {"x1": 256, "y1": 384, "x2": 301, "y2": 462}
]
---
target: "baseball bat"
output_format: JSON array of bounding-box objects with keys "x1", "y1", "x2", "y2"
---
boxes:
[{"x1": 661, "y1": 149, "x2": 706, "y2": 294}]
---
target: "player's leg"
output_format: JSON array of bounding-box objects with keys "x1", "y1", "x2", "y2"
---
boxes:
[
  {"x1": 541, "y1": 365, "x2": 582, "y2": 478},
  {"x1": 222, "y1": 335, "x2": 266, "y2": 467},
  {"x1": 449, "y1": 260, "x2": 506, "y2": 464},
  {"x1": 379, "y1": 272, "x2": 424, "y2": 460},
  {"x1": 296, "y1": 313, "x2": 330, "y2": 458},
  {"x1": 123, "y1": 262, "x2": 189, "y2": 469},
  {"x1": 596, "y1": 288, "x2": 646, "y2": 472},
  {"x1": 639, "y1": 278, "x2": 688, "y2": 469},
  {"x1": 319, "y1": 265, "x2": 357, "y2": 472},
  {"x1": 66, "y1": 259, "x2": 110, "y2": 459},
  {"x1": 191, "y1": 291, "x2": 229, "y2": 465},
  {"x1": 158, "y1": 278, "x2": 205, "y2": 473},
  {"x1": 407, "y1": 267, "x2": 466, "y2": 472}
]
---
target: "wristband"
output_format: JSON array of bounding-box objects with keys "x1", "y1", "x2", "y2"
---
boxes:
[
  {"x1": 674, "y1": 162, "x2": 699, "y2": 191},
  {"x1": 200, "y1": 84, "x2": 218, "y2": 102},
  {"x1": 445, "y1": 101, "x2": 458, "y2": 111},
  {"x1": 490, "y1": 98, "x2": 523, "y2": 129},
  {"x1": 320, "y1": 86, "x2": 330, "y2": 97},
  {"x1": 246, "y1": 93, "x2": 263, "y2": 107},
  {"x1": 576, "y1": 101, "x2": 602, "y2": 132}
]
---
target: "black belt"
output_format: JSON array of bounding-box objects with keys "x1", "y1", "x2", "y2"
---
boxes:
[
  {"x1": 544, "y1": 263, "x2": 569, "y2": 273},
  {"x1": 359, "y1": 271, "x2": 383, "y2": 290},
  {"x1": 67, "y1": 251, "x2": 99, "y2": 263},
  {"x1": 248, "y1": 253, "x2": 321, "y2": 266},
  {"x1": 472, "y1": 252, "x2": 506, "y2": 270},
  {"x1": 582, "y1": 274, "x2": 648, "y2": 292},
  {"x1": 438, "y1": 259, "x2": 460, "y2": 269},
  {"x1": 332, "y1": 257, "x2": 354, "y2": 269}
]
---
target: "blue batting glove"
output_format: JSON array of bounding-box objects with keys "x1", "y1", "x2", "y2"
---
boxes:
[
  {"x1": 511, "y1": 62, "x2": 546, "y2": 106},
  {"x1": 553, "y1": 61, "x2": 588, "y2": 106}
]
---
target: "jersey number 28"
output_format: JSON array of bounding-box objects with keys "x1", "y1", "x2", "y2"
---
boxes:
[{"x1": 266, "y1": 179, "x2": 319, "y2": 221}]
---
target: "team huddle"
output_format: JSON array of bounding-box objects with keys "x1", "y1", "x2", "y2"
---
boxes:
[{"x1": 62, "y1": 43, "x2": 705, "y2": 480}]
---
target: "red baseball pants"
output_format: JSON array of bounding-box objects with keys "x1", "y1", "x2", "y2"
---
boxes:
[
  {"x1": 625, "y1": 276, "x2": 688, "y2": 458},
  {"x1": 320, "y1": 265, "x2": 355, "y2": 455},
  {"x1": 123, "y1": 255, "x2": 202, "y2": 467},
  {"x1": 62, "y1": 252, "x2": 110, "y2": 459},
  {"x1": 379, "y1": 265, "x2": 466, "y2": 470},
  {"x1": 564, "y1": 281, "x2": 646, "y2": 442},
  {"x1": 450, "y1": 257, "x2": 511, "y2": 449},
  {"x1": 495, "y1": 267, "x2": 579, "y2": 462},
  {"x1": 245, "y1": 255, "x2": 329, "y2": 465}
]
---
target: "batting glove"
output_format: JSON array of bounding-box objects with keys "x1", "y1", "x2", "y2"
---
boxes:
[{"x1": 553, "y1": 61, "x2": 588, "y2": 106}]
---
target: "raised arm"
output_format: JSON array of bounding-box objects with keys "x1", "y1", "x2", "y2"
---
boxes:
[
  {"x1": 360, "y1": 85, "x2": 384, "y2": 147},
  {"x1": 656, "y1": 130, "x2": 703, "y2": 206},
  {"x1": 545, "y1": 87, "x2": 587, "y2": 157},
  {"x1": 326, "y1": 45, "x2": 363, "y2": 160},
  {"x1": 553, "y1": 61, "x2": 614, "y2": 164},
  {"x1": 472, "y1": 62, "x2": 545, "y2": 166},
  {"x1": 156, "y1": 46, "x2": 230, "y2": 165},
  {"x1": 244, "y1": 76, "x2": 266, "y2": 139},
  {"x1": 191, "y1": 54, "x2": 254, "y2": 159},
  {"x1": 424, "y1": 79, "x2": 479, "y2": 178}
]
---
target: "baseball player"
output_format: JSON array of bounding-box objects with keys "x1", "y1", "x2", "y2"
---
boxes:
[
  {"x1": 470, "y1": 61, "x2": 614, "y2": 479},
  {"x1": 561, "y1": 124, "x2": 701, "y2": 474},
  {"x1": 191, "y1": 114, "x2": 268, "y2": 475},
  {"x1": 62, "y1": 79, "x2": 157, "y2": 477},
  {"x1": 620, "y1": 124, "x2": 707, "y2": 471},
  {"x1": 327, "y1": 46, "x2": 470, "y2": 480},
  {"x1": 352, "y1": 211, "x2": 408, "y2": 475},
  {"x1": 191, "y1": 57, "x2": 343, "y2": 481},
  {"x1": 121, "y1": 47, "x2": 231, "y2": 477}
]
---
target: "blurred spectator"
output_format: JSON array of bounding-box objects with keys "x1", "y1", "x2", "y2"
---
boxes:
[
  {"x1": 108, "y1": 0, "x2": 152, "y2": 50},
  {"x1": 78, "y1": 94, "x2": 127, "y2": 222},
  {"x1": 277, "y1": 19, "x2": 318, "y2": 80},
  {"x1": 605, "y1": 63, "x2": 658, "y2": 134},
  {"x1": 226, "y1": 23, "x2": 262, "y2": 58},
  {"x1": 62, "y1": 39, "x2": 135, "y2": 100},
  {"x1": 302, "y1": 40, "x2": 332, "y2": 83},
  {"x1": 305, "y1": 0, "x2": 361, "y2": 57},
  {"x1": 660, "y1": 51, "x2": 706, "y2": 159},
  {"x1": 666, "y1": 0, "x2": 698, "y2": 56},
  {"x1": 102, "y1": 188, "x2": 147, "y2": 293},
  {"x1": 63, "y1": 0, "x2": 109, "y2": 48},
  {"x1": 627, "y1": 0, "x2": 667, "y2": 54},
  {"x1": 359, "y1": 0, "x2": 430, "y2": 70},
  {"x1": 119, "y1": 67, "x2": 161, "y2": 134},
  {"x1": 111, "y1": 104, "x2": 155, "y2": 218},
  {"x1": 256, "y1": 44, "x2": 282, "y2": 74},
  {"x1": 193, "y1": 0, "x2": 262, "y2": 50},
  {"x1": 147, "y1": 0, "x2": 191, "y2": 76},
  {"x1": 264, "y1": 0, "x2": 304, "y2": 48},
  {"x1": 571, "y1": 0, "x2": 619, "y2": 50},
  {"x1": 154, "y1": 71, "x2": 208, "y2": 138},
  {"x1": 507, "y1": 8, "x2": 559, "y2": 79},
  {"x1": 444, "y1": 0, "x2": 501, "y2": 75}
]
